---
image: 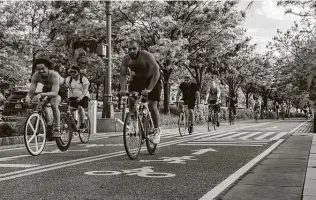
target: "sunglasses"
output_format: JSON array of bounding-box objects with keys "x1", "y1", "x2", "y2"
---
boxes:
[{"x1": 70, "y1": 71, "x2": 78, "y2": 74}]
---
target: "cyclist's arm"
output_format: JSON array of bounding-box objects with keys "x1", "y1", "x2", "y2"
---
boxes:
[
  {"x1": 80, "y1": 77, "x2": 90, "y2": 98},
  {"x1": 42, "y1": 72, "x2": 60, "y2": 97},
  {"x1": 217, "y1": 87, "x2": 221, "y2": 102},
  {"x1": 120, "y1": 56, "x2": 128, "y2": 91},
  {"x1": 144, "y1": 52, "x2": 160, "y2": 92},
  {"x1": 27, "y1": 74, "x2": 38, "y2": 98}
]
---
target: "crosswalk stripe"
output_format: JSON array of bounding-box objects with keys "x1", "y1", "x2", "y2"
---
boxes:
[
  {"x1": 239, "y1": 132, "x2": 262, "y2": 140},
  {"x1": 203, "y1": 132, "x2": 237, "y2": 140},
  {"x1": 270, "y1": 132, "x2": 288, "y2": 140},
  {"x1": 254, "y1": 132, "x2": 275, "y2": 140},
  {"x1": 220, "y1": 132, "x2": 249, "y2": 139},
  {"x1": 188, "y1": 141, "x2": 268, "y2": 144},
  {"x1": 178, "y1": 143, "x2": 263, "y2": 147}
]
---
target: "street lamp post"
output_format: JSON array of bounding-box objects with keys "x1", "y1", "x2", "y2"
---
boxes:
[{"x1": 103, "y1": 1, "x2": 113, "y2": 118}]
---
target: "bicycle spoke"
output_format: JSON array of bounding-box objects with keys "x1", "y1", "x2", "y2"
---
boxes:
[
  {"x1": 27, "y1": 120, "x2": 36, "y2": 134},
  {"x1": 34, "y1": 115, "x2": 40, "y2": 133}
]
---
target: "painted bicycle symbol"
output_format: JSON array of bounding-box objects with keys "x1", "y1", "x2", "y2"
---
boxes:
[{"x1": 84, "y1": 166, "x2": 175, "y2": 178}]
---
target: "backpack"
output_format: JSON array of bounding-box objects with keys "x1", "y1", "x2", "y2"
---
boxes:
[
  {"x1": 69, "y1": 75, "x2": 84, "y2": 86},
  {"x1": 68, "y1": 75, "x2": 91, "y2": 92}
]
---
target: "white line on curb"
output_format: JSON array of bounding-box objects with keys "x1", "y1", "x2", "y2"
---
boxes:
[
  {"x1": 199, "y1": 139, "x2": 284, "y2": 200},
  {"x1": 199, "y1": 120, "x2": 309, "y2": 200}
]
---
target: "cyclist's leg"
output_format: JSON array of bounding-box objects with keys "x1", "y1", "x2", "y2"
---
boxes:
[
  {"x1": 187, "y1": 101, "x2": 195, "y2": 133},
  {"x1": 68, "y1": 97, "x2": 79, "y2": 123},
  {"x1": 148, "y1": 79, "x2": 162, "y2": 144},
  {"x1": 50, "y1": 95, "x2": 61, "y2": 137},
  {"x1": 79, "y1": 96, "x2": 89, "y2": 128},
  {"x1": 187, "y1": 101, "x2": 195, "y2": 127},
  {"x1": 216, "y1": 103, "x2": 220, "y2": 126},
  {"x1": 128, "y1": 78, "x2": 142, "y2": 114}
]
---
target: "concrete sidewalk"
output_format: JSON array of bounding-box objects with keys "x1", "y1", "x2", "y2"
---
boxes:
[{"x1": 218, "y1": 121, "x2": 315, "y2": 200}]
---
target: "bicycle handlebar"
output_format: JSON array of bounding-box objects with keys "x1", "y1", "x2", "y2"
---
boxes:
[{"x1": 121, "y1": 92, "x2": 148, "y2": 102}]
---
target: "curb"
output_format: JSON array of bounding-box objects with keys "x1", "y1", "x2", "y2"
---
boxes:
[{"x1": 0, "y1": 136, "x2": 24, "y2": 146}]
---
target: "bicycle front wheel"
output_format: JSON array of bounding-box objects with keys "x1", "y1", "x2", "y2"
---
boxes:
[
  {"x1": 178, "y1": 112, "x2": 187, "y2": 136},
  {"x1": 79, "y1": 113, "x2": 91, "y2": 143},
  {"x1": 24, "y1": 112, "x2": 46, "y2": 156},
  {"x1": 123, "y1": 112, "x2": 142, "y2": 160},
  {"x1": 213, "y1": 111, "x2": 217, "y2": 130},
  {"x1": 56, "y1": 113, "x2": 73, "y2": 151},
  {"x1": 145, "y1": 115, "x2": 157, "y2": 155}
]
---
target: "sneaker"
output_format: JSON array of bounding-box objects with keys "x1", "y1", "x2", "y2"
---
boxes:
[
  {"x1": 52, "y1": 129, "x2": 61, "y2": 138},
  {"x1": 152, "y1": 128, "x2": 161, "y2": 144},
  {"x1": 217, "y1": 121, "x2": 220, "y2": 127}
]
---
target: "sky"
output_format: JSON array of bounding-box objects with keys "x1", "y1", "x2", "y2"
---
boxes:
[{"x1": 237, "y1": 0, "x2": 302, "y2": 54}]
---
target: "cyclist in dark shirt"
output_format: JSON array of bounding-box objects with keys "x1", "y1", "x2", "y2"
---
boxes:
[{"x1": 176, "y1": 75, "x2": 200, "y2": 133}]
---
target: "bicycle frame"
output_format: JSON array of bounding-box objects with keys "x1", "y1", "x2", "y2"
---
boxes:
[
  {"x1": 64, "y1": 99, "x2": 87, "y2": 131},
  {"x1": 136, "y1": 98, "x2": 154, "y2": 137},
  {"x1": 179, "y1": 104, "x2": 189, "y2": 126},
  {"x1": 123, "y1": 94, "x2": 154, "y2": 138}
]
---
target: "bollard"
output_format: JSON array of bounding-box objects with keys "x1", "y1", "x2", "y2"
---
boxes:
[{"x1": 88, "y1": 100, "x2": 97, "y2": 134}]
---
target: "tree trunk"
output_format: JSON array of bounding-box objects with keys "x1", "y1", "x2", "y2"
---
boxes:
[
  {"x1": 161, "y1": 67, "x2": 172, "y2": 114},
  {"x1": 245, "y1": 91, "x2": 249, "y2": 108},
  {"x1": 163, "y1": 81, "x2": 170, "y2": 114}
]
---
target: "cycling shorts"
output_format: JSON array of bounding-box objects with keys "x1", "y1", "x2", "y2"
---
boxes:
[{"x1": 129, "y1": 76, "x2": 162, "y2": 102}]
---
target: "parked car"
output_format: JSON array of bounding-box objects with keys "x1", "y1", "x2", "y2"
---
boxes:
[{"x1": 2, "y1": 90, "x2": 38, "y2": 116}]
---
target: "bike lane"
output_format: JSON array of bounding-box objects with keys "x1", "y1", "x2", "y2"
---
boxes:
[{"x1": 0, "y1": 120, "x2": 305, "y2": 200}]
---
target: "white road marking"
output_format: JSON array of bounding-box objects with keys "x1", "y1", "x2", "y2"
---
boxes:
[
  {"x1": 0, "y1": 164, "x2": 39, "y2": 168},
  {"x1": 199, "y1": 139, "x2": 284, "y2": 200},
  {"x1": 178, "y1": 144, "x2": 264, "y2": 147},
  {"x1": 239, "y1": 132, "x2": 262, "y2": 140},
  {"x1": 270, "y1": 132, "x2": 288, "y2": 140},
  {"x1": 191, "y1": 148, "x2": 217, "y2": 155},
  {"x1": 200, "y1": 120, "x2": 308, "y2": 199},
  {"x1": 220, "y1": 132, "x2": 249, "y2": 139},
  {"x1": 254, "y1": 132, "x2": 275, "y2": 140},
  {"x1": 0, "y1": 121, "x2": 273, "y2": 181}
]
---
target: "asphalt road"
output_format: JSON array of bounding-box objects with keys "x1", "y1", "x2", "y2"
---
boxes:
[{"x1": 0, "y1": 119, "x2": 306, "y2": 200}]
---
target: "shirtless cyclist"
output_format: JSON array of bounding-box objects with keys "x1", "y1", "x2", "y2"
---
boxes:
[
  {"x1": 119, "y1": 40, "x2": 162, "y2": 144},
  {"x1": 26, "y1": 58, "x2": 66, "y2": 138}
]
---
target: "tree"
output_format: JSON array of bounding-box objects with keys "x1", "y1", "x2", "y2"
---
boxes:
[{"x1": 114, "y1": 1, "x2": 247, "y2": 112}]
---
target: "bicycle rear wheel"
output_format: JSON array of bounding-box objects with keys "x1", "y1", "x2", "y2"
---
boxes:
[
  {"x1": 145, "y1": 115, "x2": 157, "y2": 155},
  {"x1": 24, "y1": 113, "x2": 46, "y2": 156},
  {"x1": 79, "y1": 113, "x2": 91, "y2": 143},
  {"x1": 56, "y1": 112, "x2": 72, "y2": 151},
  {"x1": 123, "y1": 112, "x2": 141, "y2": 160},
  {"x1": 207, "y1": 110, "x2": 211, "y2": 132},
  {"x1": 178, "y1": 112, "x2": 187, "y2": 136}
]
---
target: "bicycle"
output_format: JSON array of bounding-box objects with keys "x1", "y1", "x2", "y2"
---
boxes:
[
  {"x1": 23, "y1": 97, "x2": 72, "y2": 156},
  {"x1": 122, "y1": 92, "x2": 157, "y2": 160},
  {"x1": 63, "y1": 98, "x2": 91, "y2": 144},
  {"x1": 177, "y1": 102, "x2": 192, "y2": 137},
  {"x1": 207, "y1": 103, "x2": 218, "y2": 131}
]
